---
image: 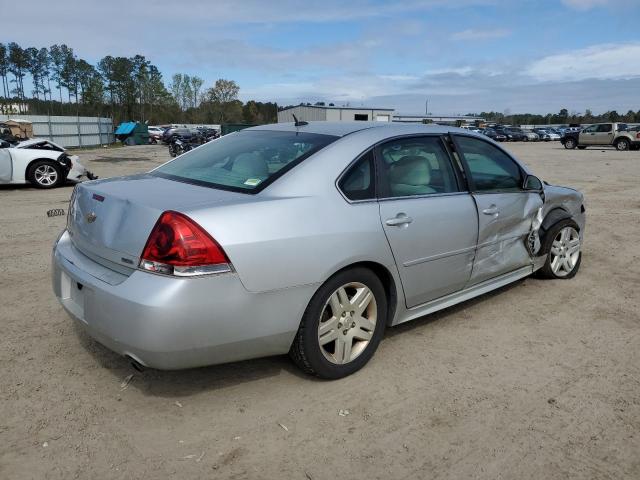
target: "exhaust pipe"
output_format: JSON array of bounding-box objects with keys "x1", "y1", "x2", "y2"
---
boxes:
[{"x1": 126, "y1": 355, "x2": 145, "y2": 372}]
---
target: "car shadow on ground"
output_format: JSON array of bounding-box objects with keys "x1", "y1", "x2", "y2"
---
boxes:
[
  {"x1": 0, "y1": 183, "x2": 77, "y2": 191},
  {"x1": 73, "y1": 277, "x2": 530, "y2": 397},
  {"x1": 73, "y1": 323, "x2": 315, "y2": 398},
  {"x1": 385, "y1": 278, "x2": 526, "y2": 338}
]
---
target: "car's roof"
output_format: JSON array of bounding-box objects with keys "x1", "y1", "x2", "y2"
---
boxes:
[{"x1": 249, "y1": 121, "x2": 455, "y2": 138}]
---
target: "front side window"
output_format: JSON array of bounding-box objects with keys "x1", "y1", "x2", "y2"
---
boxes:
[
  {"x1": 339, "y1": 150, "x2": 375, "y2": 201},
  {"x1": 154, "y1": 130, "x2": 337, "y2": 192},
  {"x1": 454, "y1": 135, "x2": 523, "y2": 193},
  {"x1": 378, "y1": 136, "x2": 459, "y2": 198},
  {"x1": 582, "y1": 125, "x2": 598, "y2": 133}
]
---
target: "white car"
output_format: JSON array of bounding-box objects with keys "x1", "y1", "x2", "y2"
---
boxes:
[
  {"x1": 534, "y1": 129, "x2": 561, "y2": 141},
  {"x1": 0, "y1": 138, "x2": 94, "y2": 188}
]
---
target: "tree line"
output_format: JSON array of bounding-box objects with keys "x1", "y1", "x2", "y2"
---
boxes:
[
  {"x1": 470, "y1": 108, "x2": 640, "y2": 126},
  {"x1": 0, "y1": 42, "x2": 277, "y2": 125}
]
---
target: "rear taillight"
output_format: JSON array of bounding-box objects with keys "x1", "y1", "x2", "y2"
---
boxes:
[
  {"x1": 636, "y1": 132, "x2": 640, "y2": 139},
  {"x1": 139, "y1": 211, "x2": 231, "y2": 277}
]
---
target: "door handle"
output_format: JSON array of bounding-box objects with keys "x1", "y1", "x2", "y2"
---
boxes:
[
  {"x1": 482, "y1": 205, "x2": 499, "y2": 216},
  {"x1": 385, "y1": 213, "x2": 413, "y2": 226}
]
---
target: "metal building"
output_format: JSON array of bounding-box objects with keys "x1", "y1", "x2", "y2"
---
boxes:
[
  {"x1": 278, "y1": 105, "x2": 394, "y2": 123},
  {"x1": 0, "y1": 114, "x2": 114, "y2": 147}
]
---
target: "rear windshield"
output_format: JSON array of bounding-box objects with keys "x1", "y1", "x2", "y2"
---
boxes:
[{"x1": 153, "y1": 130, "x2": 338, "y2": 193}]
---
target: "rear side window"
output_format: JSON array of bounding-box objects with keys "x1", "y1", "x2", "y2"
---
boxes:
[
  {"x1": 339, "y1": 150, "x2": 375, "y2": 201},
  {"x1": 154, "y1": 130, "x2": 337, "y2": 193},
  {"x1": 378, "y1": 136, "x2": 459, "y2": 198},
  {"x1": 454, "y1": 135, "x2": 523, "y2": 192}
]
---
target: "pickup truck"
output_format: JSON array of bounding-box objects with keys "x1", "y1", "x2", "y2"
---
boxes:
[{"x1": 561, "y1": 123, "x2": 640, "y2": 151}]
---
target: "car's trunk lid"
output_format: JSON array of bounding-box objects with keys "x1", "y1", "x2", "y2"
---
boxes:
[{"x1": 68, "y1": 173, "x2": 249, "y2": 272}]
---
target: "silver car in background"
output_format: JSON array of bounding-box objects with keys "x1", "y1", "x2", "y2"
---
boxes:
[{"x1": 52, "y1": 122, "x2": 585, "y2": 379}]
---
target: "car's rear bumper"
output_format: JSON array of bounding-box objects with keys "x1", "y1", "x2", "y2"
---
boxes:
[{"x1": 51, "y1": 231, "x2": 315, "y2": 369}]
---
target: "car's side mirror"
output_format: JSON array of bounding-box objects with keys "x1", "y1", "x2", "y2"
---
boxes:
[{"x1": 523, "y1": 175, "x2": 543, "y2": 191}]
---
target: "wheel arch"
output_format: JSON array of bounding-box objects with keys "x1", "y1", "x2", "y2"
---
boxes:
[
  {"x1": 323, "y1": 261, "x2": 399, "y2": 327},
  {"x1": 25, "y1": 157, "x2": 64, "y2": 177},
  {"x1": 540, "y1": 207, "x2": 575, "y2": 243}
]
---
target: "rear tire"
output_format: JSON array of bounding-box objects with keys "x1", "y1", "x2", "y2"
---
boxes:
[
  {"x1": 26, "y1": 160, "x2": 64, "y2": 189},
  {"x1": 289, "y1": 267, "x2": 387, "y2": 379},
  {"x1": 564, "y1": 138, "x2": 577, "y2": 149},
  {"x1": 615, "y1": 138, "x2": 630, "y2": 151},
  {"x1": 537, "y1": 219, "x2": 582, "y2": 279}
]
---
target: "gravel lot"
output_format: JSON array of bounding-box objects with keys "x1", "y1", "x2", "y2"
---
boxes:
[{"x1": 1, "y1": 141, "x2": 639, "y2": 479}]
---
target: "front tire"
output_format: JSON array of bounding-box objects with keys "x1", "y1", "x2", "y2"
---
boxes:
[
  {"x1": 290, "y1": 267, "x2": 387, "y2": 379},
  {"x1": 564, "y1": 138, "x2": 577, "y2": 149},
  {"x1": 26, "y1": 160, "x2": 64, "y2": 189},
  {"x1": 537, "y1": 219, "x2": 582, "y2": 279}
]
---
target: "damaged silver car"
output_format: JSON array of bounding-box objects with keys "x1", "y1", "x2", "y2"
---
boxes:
[{"x1": 52, "y1": 122, "x2": 585, "y2": 379}]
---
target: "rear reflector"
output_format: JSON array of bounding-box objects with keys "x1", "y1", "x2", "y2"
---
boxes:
[{"x1": 139, "y1": 211, "x2": 231, "y2": 277}]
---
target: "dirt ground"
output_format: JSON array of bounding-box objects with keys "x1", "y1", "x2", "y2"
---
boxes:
[{"x1": 1, "y1": 141, "x2": 639, "y2": 480}]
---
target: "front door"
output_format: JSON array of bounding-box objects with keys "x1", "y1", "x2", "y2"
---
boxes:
[
  {"x1": 0, "y1": 148, "x2": 12, "y2": 182},
  {"x1": 579, "y1": 125, "x2": 599, "y2": 145},
  {"x1": 376, "y1": 136, "x2": 478, "y2": 308},
  {"x1": 452, "y1": 135, "x2": 543, "y2": 286}
]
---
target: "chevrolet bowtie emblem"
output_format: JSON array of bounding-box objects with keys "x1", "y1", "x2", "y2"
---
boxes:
[{"x1": 86, "y1": 212, "x2": 97, "y2": 223}]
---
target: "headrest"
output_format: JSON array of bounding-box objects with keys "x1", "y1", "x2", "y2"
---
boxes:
[{"x1": 389, "y1": 155, "x2": 431, "y2": 186}]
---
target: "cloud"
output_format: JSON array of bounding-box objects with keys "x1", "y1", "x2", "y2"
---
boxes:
[
  {"x1": 526, "y1": 43, "x2": 640, "y2": 81},
  {"x1": 450, "y1": 28, "x2": 511, "y2": 41},
  {"x1": 561, "y1": 0, "x2": 614, "y2": 10},
  {"x1": 562, "y1": 0, "x2": 640, "y2": 10}
]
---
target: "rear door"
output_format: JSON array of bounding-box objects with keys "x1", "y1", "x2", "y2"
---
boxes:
[
  {"x1": 0, "y1": 148, "x2": 12, "y2": 182},
  {"x1": 593, "y1": 123, "x2": 614, "y2": 145},
  {"x1": 376, "y1": 135, "x2": 478, "y2": 308},
  {"x1": 452, "y1": 135, "x2": 543, "y2": 286}
]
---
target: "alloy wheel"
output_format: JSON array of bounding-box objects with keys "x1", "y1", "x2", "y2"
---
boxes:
[
  {"x1": 616, "y1": 140, "x2": 629, "y2": 151},
  {"x1": 34, "y1": 164, "x2": 58, "y2": 186},
  {"x1": 317, "y1": 282, "x2": 377, "y2": 365},
  {"x1": 549, "y1": 226, "x2": 580, "y2": 277}
]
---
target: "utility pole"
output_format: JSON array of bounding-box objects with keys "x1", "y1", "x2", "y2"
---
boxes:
[{"x1": 425, "y1": 99, "x2": 429, "y2": 116}]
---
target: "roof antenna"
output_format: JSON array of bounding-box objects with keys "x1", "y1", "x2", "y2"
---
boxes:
[{"x1": 292, "y1": 113, "x2": 308, "y2": 127}]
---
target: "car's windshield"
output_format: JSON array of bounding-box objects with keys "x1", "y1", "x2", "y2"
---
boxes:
[{"x1": 153, "y1": 130, "x2": 338, "y2": 192}]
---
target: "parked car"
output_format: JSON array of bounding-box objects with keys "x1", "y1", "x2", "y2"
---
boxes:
[
  {"x1": 561, "y1": 123, "x2": 640, "y2": 151},
  {"x1": 161, "y1": 127, "x2": 193, "y2": 144},
  {"x1": 533, "y1": 128, "x2": 561, "y2": 141},
  {"x1": 148, "y1": 126, "x2": 165, "y2": 144},
  {"x1": 0, "y1": 138, "x2": 94, "y2": 188},
  {"x1": 52, "y1": 122, "x2": 585, "y2": 379},
  {"x1": 482, "y1": 128, "x2": 507, "y2": 142},
  {"x1": 522, "y1": 130, "x2": 540, "y2": 141},
  {"x1": 495, "y1": 127, "x2": 527, "y2": 141}
]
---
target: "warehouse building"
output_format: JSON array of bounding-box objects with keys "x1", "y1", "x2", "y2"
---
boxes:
[{"x1": 278, "y1": 105, "x2": 395, "y2": 123}]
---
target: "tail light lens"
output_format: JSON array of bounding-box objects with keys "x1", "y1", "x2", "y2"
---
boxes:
[
  {"x1": 636, "y1": 132, "x2": 640, "y2": 139},
  {"x1": 139, "y1": 211, "x2": 231, "y2": 277}
]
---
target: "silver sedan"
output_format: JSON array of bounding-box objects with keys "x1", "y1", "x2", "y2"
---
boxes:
[{"x1": 52, "y1": 122, "x2": 585, "y2": 379}]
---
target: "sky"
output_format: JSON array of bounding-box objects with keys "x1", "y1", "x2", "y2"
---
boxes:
[{"x1": 2, "y1": 0, "x2": 640, "y2": 115}]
